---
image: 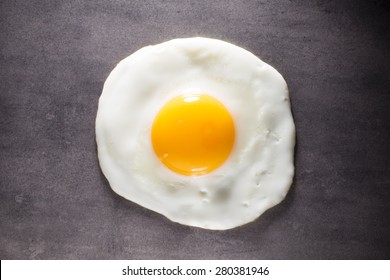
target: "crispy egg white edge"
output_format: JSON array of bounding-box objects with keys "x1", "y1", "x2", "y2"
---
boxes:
[{"x1": 96, "y1": 37, "x2": 295, "y2": 230}]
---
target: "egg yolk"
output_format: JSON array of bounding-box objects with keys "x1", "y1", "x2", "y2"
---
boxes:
[{"x1": 151, "y1": 94, "x2": 235, "y2": 176}]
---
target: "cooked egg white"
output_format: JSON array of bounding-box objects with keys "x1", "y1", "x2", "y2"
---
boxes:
[{"x1": 96, "y1": 37, "x2": 295, "y2": 230}]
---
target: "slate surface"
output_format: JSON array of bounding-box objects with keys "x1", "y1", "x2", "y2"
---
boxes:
[{"x1": 1, "y1": 0, "x2": 389, "y2": 259}]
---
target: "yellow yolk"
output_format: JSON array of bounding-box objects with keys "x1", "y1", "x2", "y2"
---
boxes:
[{"x1": 151, "y1": 94, "x2": 235, "y2": 176}]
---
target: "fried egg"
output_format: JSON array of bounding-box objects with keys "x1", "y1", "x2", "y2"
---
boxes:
[{"x1": 96, "y1": 37, "x2": 295, "y2": 230}]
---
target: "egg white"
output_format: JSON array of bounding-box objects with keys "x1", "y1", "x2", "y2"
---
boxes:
[{"x1": 96, "y1": 37, "x2": 295, "y2": 230}]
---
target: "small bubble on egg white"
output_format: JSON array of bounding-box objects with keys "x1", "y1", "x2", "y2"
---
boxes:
[
  {"x1": 242, "y1": 201, "x2": 249, "y2": 207},
  {"x1": 199, "y1": 189, "x2": 208, "y2": 197}
]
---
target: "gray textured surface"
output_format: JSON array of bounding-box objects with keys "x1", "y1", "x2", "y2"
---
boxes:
[{"x1": 1, "y1": 0, "x2": 389, "y2": 259}]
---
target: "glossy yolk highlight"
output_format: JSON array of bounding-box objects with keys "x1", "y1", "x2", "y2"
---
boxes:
[{"x1": 151, "y1": 94, "x2": 235, "y2": 176}]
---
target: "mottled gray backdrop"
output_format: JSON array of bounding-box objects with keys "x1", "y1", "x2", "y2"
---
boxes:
[{"x1": 1, "y1": 0, "x2": 389, "y2": 259}]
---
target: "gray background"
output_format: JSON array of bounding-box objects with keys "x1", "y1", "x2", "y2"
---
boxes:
[{"x1": 1, "y1": 0, "x2": 389, "y2": 259}]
